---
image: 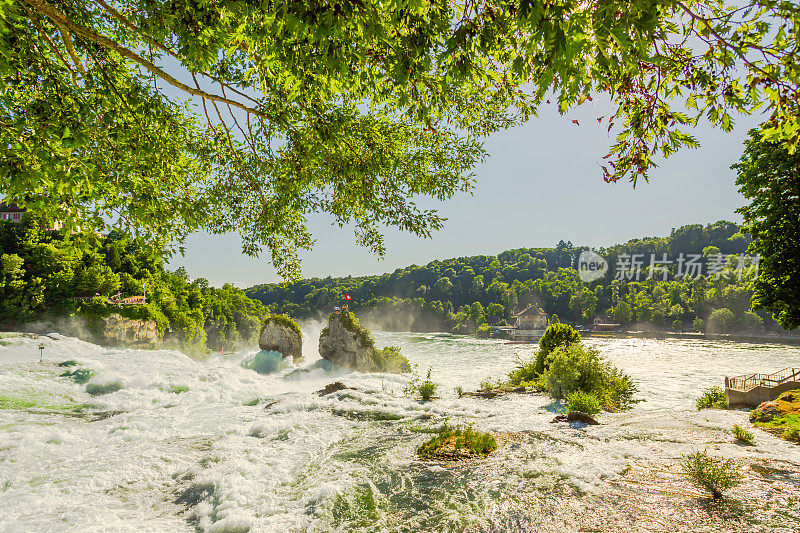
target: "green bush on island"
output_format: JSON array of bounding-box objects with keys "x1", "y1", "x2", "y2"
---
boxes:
[
  {"x1": 696, "y1": 387, "x2": 727, "y2": 410},
  {"x1": 682, "y1": 450, "x2": 743, "y2": 499},
  {"x1": 566, "y1": 390, "x2": 601, "y2": 416},
  {"x1": 507, "y1": 324, "x2": 582, "y2": 387},
  {"x1": 731, "y1": 425, "x2": 755, "y2": 445},
  {"x1": 542, "y1": 344, "x2": 638, "y2": 412},
  {"x1": 417, "y1": 424, "x2": 497, "y2": 459}
]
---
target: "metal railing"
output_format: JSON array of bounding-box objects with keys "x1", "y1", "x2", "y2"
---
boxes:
[{"x1": 726, "y1": 368, "x2": 800, "y2": 392}]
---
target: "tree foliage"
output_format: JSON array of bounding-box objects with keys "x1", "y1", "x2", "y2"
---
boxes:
[
  {"x1": 0, "y1": 214, "x2": 267, "y2": 351},
  {"x1": 4, "y1": 0, "x2": 800, "y2": 277},
  {"x1": 735, "y1": 128, "x2": 800, "y2": 329},
  {"x1": 249, "y1": 221, "x2": 771, "y2": 335}
]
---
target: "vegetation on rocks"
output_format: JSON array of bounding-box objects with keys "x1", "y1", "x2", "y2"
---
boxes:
[
  {"x1": 321, "y1": 311, "x2": 410, "y2": 373},
  {"x1": 682, "y1": 450, "x2": 743, "y2": 499},
  {"x1": 60, "y1": 368, "x2": 94, "y2": 385},
  {"x1": 86, "y1": 381, "x2": 123, "y2": 396},
  {"x1": 262, "y1": 314, "x2": 302, "y2": 340},
  {"x1": 696, "y1": 387, "x2": 727, "y2": 410},
  {"x1": 750, "y1": 390, "x2": 800, "y2": 443},
  {"x1": 417, "y1": 425, "x2": 497, "y2": 460}
]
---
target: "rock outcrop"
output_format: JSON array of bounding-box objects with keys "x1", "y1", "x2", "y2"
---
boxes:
[
  {"x1": 318, "y1": 312, "x2": 410, "y2": 373},
  {"x1": 258, "y1": 315, "x2": 302, "y2": 361},
  {"x1": 316, "y1": 381, "x2": 353, "y2": 396},
  {"x1": 97, "y1": 313, "x2": 158, "y2": 346},
  {"x1": 551, "y1": 411, "x2": 600, "y2": 425}
]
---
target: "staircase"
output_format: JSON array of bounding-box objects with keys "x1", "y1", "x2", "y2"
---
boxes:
[{"x1": 725, "y1": 367, "x2": 800, "y2": 407}]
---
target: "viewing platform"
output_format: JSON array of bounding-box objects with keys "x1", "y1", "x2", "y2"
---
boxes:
[{"x1": 725, "y1": 367, "x2": 800, "y2": 407}]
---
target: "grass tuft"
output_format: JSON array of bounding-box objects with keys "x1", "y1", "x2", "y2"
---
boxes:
[{"x1": 731, "y1": 424, "x2": 756, "y2": 445}]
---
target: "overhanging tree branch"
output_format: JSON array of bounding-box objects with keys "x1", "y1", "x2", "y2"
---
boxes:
[{"x1": 22, "y1": 0, "x2": 269, "y2": 119}]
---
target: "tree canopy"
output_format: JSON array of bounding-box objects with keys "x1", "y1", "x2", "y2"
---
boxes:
[
  {"x1": 4, "y1": 0, "x2": 799, "y2": 278},
  {"x1": 735, "y1": 128, "x2": 800, "y2": 330}
]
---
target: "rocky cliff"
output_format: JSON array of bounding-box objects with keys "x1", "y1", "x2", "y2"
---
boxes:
[
  {"x1": 96, "y1": 313, "x2": 159, "y2": 346},
  {"x1": 258, "y1": 315, "x2": 302, "y2": 361},
  {"x1": 318, "y1": 312, "x2": 410, "y2": 373}
]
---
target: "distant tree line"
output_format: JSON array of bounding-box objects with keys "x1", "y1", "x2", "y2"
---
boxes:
[
  {"x1": 247, "y1": 221, "x2": 777, "y2": 335},
  {"x1": 0, "y1": 215, "x2": 266, "y2": 352}
]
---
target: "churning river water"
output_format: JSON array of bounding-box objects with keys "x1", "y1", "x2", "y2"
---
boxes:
[{"x1": 1, "y1": 326, "x2": 799, "y2": 532}]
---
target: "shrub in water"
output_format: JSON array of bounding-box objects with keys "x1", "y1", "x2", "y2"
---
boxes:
[
  {"x1": 681, "y1": 450, "x2": 743, "y2": 498},
  {"x1": 86, "y1": 381, "x2": 123, "y2": 396},
  {"x1": 417, "y1": 369, "x2": 438, "y2": 401},
  {"x1": 542, "y1": 344, "x2": 638, "y2": 411},
  {"x1": 566, "y1": 390, "x2": 601, "y2": 416},
  {"x1": 696, "y1": 387, "x2": 727, "y2": 410},
  {"x1": 731, "y1": 425, "x2": 756, "y2": 445},
  {"x1": 57, "y1": 360, "x2": 79, "y2": 367},
  {"x1": 372, "y1": 346, "x2": 411, "y2": 373},
  {"x1": 538, "y1": 323, "x2": 581, "y2": 359}
]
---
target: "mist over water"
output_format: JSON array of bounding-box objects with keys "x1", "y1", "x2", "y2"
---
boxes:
[{"x1": 1, "y1": 330, "x2": 799, "y2": 532}]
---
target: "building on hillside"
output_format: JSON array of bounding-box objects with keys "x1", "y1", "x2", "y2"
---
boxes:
[
  {"x1": 511, "y1": 304, "x2": 549, "y2": 342},
  {"x1": 593, "y1": 315, "x2": 620, "y2": 331},
  {"x1": 0, "y1": 202, "x2": 24, "y2": 222},
  {"x1": 0, "y1": 201, "x2": 67, "y2": 231}
]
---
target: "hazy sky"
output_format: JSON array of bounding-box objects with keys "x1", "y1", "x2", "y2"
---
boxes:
[{"x1": 169, "y1": 99, "x2": 762, "y2": 288}]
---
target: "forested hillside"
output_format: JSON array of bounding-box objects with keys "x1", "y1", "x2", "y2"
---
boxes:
[
  {"x1": 0, "y1": 215, "x2": 266, "y2": 352},
  {"x1": 247, "y1": 221, "x2": 774, "y2": 334}
]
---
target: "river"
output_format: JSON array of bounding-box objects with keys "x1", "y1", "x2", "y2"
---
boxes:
[{"x1": 1, "y1": 327, "x2": 799, "y2": 532}]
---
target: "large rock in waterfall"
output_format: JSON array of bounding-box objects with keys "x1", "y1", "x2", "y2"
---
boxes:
[
  {"x1": 258, "y1": 315, "x2": 302, "y2": 361},
  {"x1": 318, "y1": 311, "x2": 410, "y2": 373}
]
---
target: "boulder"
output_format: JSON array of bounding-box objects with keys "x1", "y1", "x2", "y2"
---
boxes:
[
  {"x1": 318, "y1": 312, "x2": 378, "y2": 372},
  {"x1": 97, "y1": 313, "x2": 158, "y2": 346},
  {"x1": 551, "y1": 410, "x2": 600, "y2": 425},
  {"x1": 258, "y1": 315, "x2": 302, "y2": 361},
  {"x1": 318, "y1": 311, "x2": 410, "y2": 373},
  {"x1": 316, "y1": 381, "x2": 352, "y2": 396}
]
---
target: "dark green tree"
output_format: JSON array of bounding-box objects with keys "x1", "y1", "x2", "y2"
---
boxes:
[{"x1": 735, "y1": 129, "x2": 800, "y2": 329}]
